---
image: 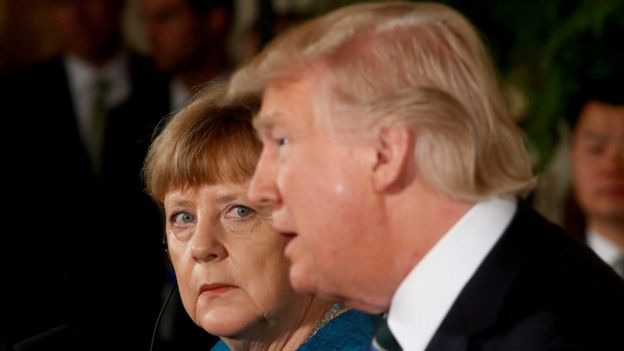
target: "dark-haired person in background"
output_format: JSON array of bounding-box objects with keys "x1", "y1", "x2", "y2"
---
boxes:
[
  {"x1": 141, "y1": 0, "x2": 234, "y2": 111},
  {"x1": 567, "y1": 73, "x2": 624, "y2": 278},
  {"x1": 0, "y1": 0, "x2": 168, "y2": 349}
]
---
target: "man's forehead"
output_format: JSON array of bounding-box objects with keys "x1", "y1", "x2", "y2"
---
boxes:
[
  {"x1": 253, "y1": 110, "x2": 281, "y2": 131},
  {"x1": 580, "y1": 101, "x2": 624, "y2": 122},
  {"x1": 253, "y1": 79, "x2": 314, "y2": 127},
  {"x1": 578, "y1": 115, "x2": 624, "y2": 134}
]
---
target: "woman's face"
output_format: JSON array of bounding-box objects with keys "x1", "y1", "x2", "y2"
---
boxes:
[{"x1": 163, "y1": 182, "x2": 304, "y2": 338}]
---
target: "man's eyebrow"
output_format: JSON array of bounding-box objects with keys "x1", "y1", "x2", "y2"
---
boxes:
[
  {"x1": 253, "y1": 111, "x2": 278, "y2": 132},
  {"x1": 581, "y1": 130, "x2": 608, "y2": 140}
]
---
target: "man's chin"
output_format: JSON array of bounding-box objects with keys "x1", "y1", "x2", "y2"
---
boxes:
[
  {"x1": 288, "y1": 267, "x2": 317, "y2": 295},
  {"x1": 341, "y1": 298, "x2": 388, "y2": 314},
  {"x1": 289, "y1": 273, "x2": 388, "y2": 313},
  {"x1": 593, "y1": 208, "x2": 624, "y2": 221}
]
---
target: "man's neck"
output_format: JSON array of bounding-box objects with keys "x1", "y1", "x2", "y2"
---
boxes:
[
  {"x1": 388, "y1": 182, "x2": 474, "y2": 288},
  {"x1": 70, "y1": 37, "x2": 124, "y2": 68},
  {"x1": 589, "y1": 218, "x2": 624, "y2": 250}
]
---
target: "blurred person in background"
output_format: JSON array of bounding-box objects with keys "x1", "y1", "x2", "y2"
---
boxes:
[
  {"x1": 141, "y1": 0, "x2": 234, "y2": 111},
  {"x1": 567, "y1": 74, "x2": 624, "y2": 278},
  {"x1": 0, "y1": 0, "x2": 168, "y2": 349}
]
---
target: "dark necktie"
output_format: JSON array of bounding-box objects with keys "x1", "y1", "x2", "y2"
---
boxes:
[
  {"x1": 371, "y1": 318, "x2": 402, "y2": 351},
  {"x1": 88, "y1": 78, "x2": 111, "y2": 174},
  {"x1": 613, "y1": 255, "x2": 624, "y2": 278}
]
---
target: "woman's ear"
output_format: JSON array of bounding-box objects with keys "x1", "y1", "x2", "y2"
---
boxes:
[{"x1": 371, "y1": 125, "x2": 414, "y2": 192}]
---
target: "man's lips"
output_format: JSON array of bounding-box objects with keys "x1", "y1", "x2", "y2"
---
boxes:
[
  {"x1": 199, "y1": 283, "x2": 237, "y2": 296},
  {"x1": 272, "y1": 226, "x2": 297, "y2": 238},
  {"x1": 272, "y1": 226, "x2": 298, "y2": 258},
  {"x1": 280, "y1": 232, "x2": 297, "y2": 238},
  {"x1": 282, "y1": 234, "x2": 300, "y2": 260},
  {"x1": 597, "y1": 186, "x2": 624, "y2": 197}
]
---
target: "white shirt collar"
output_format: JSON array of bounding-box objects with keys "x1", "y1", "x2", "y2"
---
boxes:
[
  {"x1": 587, "y1": 229, "x2": 623, "y2": 267},
  {"x1": 64, "y1": 52, "x2": 131, "y2": 151},
  {"x1": 65, "y1": 52, "x2": 131, "y2": 109},
  {"x1": 388, "y1": 196, "x2": 517, "y2": 351}
]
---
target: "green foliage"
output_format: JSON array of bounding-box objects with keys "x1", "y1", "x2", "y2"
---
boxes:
[
  {"x1": 443, "y1": 0, "x2": 624, "y2": 171},
  {"x1": 524, "y1": 0, "x2": 624, "y2": 171}
]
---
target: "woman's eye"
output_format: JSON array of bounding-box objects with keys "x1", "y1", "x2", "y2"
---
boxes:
[
  {"x1": 276, "y1": 138, "x2": 288, "y2": 147},
  {"x1": 171, "y1": 211, "x2": 194, "y2": 226},
  {"x1": 227, "y1": 205, "x2": 255, "y2": 219}
]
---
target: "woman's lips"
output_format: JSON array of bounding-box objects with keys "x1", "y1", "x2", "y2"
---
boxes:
[{"x1": 199, "y1": 283, "x2": 237, "y2": 296}]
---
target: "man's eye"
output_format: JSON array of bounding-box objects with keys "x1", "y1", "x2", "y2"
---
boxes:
[
  {"x1": 276, "y1": 138, "x2": 288, "y2": 147},
  {"x1": 586, "y1": 144, "x2": 605, "y2": 156},
  {"x1": 171, "y1": 212, "x2": 194, "y2": 225}
]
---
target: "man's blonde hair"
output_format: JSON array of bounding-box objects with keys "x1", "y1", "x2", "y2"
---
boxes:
[{"x1": 228, "y1": 1, "x2": 534, "y2": 201}]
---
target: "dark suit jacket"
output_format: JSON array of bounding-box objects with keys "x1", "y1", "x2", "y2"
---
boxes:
[
  {"x1": 0, "y1": 54, "x2": 170, "y2": 350},
  {"x1": 426, "y1": 202, "x2": 624, "y2": 351}
]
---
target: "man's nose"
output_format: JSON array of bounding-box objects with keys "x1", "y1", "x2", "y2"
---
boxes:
[
  {"x1": 248, "y1": 150, "x2": 281, "y2": 208},
  {"x1": 600, "y1": 143, "x2": 624, "y2": 176}
]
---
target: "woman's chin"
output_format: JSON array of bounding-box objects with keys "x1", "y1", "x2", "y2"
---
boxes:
[{"x1": 196, "y1": 308, "x2": 257, "y2": 338}]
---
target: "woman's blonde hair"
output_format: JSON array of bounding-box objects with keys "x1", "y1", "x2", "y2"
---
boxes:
[
  {"x1": 144, "y1": 83, "x2": 260, "y2": 204},
  {"x1": 229, "y1": 1, "x2": 535, "y2": 201}
]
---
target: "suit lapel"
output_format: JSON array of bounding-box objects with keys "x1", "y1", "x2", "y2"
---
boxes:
[
  {"x1": 425, "y1": 202, "x2": 538, "y2": 351},
  {"x1": 51, "y1": 58, "x2": 96, "y2": 173}
]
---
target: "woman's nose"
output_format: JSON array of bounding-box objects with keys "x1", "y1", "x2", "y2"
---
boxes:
[{"x1": 191, "y1": 220, "x2": 226, "y2": 262}]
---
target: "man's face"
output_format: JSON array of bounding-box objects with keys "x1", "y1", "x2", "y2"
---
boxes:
[
  {"x1": 140, "y1": 0, "x2": 204, "y2": 73},
  {"x1": 571, "y1": 100, "x2": 624, "y2": 224},
  {"x1": 249, "y1": 73, "x2": 395, "y2": 312},
  {"x1": 52, "y1": 0, "x2": 122, "y2": 61}
]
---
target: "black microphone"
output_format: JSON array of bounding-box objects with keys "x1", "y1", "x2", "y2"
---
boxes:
[{"x1": 149, "y1": 280, "x2": 178, "y2": 351}]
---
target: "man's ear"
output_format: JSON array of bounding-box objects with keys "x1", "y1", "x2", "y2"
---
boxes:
[{"x1": 371, "y1": 125, "x2": 414, "y2": 192}]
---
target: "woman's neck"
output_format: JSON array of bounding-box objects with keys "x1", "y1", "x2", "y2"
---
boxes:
[{"x1": 223, "y1": 299, "x2": 335, "y2": 351}]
